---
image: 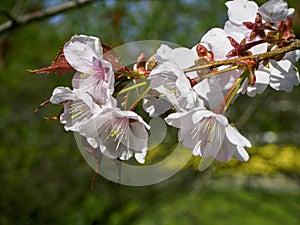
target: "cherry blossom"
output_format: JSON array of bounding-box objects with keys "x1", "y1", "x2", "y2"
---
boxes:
[
  {"x1": 165, "y1": 107, "x2": 251, "y2": 164},
  {"x1": 79, "y1": 107, "x2": 150, "y2": 163},
  {"x1": 148, "y1": 44, "x2": 203, "y2": 112},
  {"x1": 50, "y1": 87, "x2": 102, "y2": 132},
  {"x1": 64, "y1": 35, "x2": 115, "y2": 95}
]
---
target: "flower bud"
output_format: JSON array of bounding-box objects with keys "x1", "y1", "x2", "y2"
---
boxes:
[
  {"x1": 195, "y1": 44, "x2": 214, "y2": 62},
  {"x1": 136, "y1": 52, "x2": 147, "y2": 70}
]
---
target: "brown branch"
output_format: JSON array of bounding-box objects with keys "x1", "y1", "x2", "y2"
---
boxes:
[
  {"x1": 184, "y1": 39, "x2": 300, "y2": 73},
  {"x1": 0, "y1": 0, "x2": 97, "y2": 35}
]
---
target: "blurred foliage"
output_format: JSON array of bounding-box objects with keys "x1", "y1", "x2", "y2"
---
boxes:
[
  {"x1": 0, "y1": 0, "x2": 300, "y2": 224},
  {"x1": 198, "y1": 144, "x2": 300, "y2": 178},
  {"x1": 222, "y1": 144, "x2": 300, "y2": 176}
]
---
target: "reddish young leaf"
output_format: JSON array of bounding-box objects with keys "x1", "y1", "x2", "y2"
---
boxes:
[
  {"x1": 28, "y1": 46, "x2": 75, "y2": 75},
  {"x1": 101, "y1": 43, "x2": 132, "y2": 74},
  {"x1": 29, "y1": 42, "x2": 132, "y2": 77}
]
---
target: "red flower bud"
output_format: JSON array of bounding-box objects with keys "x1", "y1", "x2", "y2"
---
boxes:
[
  {"x1": 136, "y1": 52, "x2": 147, "y2": 70},
  {"x1": 195, "y1": 44, "x2": 214, "y2": 62}
]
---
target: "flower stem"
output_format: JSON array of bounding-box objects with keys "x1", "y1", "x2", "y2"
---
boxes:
[
  {"x1": 224, "y1": 76, "x2": 244, "y2": 111},
  {"x1": 129, "y1": 85, "x2": 151, "y2": 111},
  {"x1": 116, "y1": 81, "x2": 147, "y2": 96},
  {"x1": 194, "y1": 65, "x2": 240, "y2": 83},
  {"x1": 115, "y1": 71, "x2": 146, "y2": 79},
  {"x1": 215, "y1": 72, "x2": 246, "y2": 114}
]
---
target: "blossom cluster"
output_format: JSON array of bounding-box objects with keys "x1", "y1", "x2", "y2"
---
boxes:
[{"x1": 31, "y1": 0, "x2": 299, "y2": 170}]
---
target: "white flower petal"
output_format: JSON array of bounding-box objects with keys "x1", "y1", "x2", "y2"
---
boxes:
[
  {"x1": 202, "y1": 141, "x2": 223, "y2": 159},
  {"x1": 193, "y1": 76, "x2": 228, "y2": 110},
  {"x1": 134, "y1": 151, "x2": 147, "y2": 164},
  {"x1": 224, "y1": 21, "x2": 251, "y2": 39},
  {"x1": 233, "y1": 146, "x2": 250, "y2": 161},
  {"x1": 216, "y1": 137, "x2": 236, "y2": 162},
  {"x1": 225, "y1": 125, "x2": 251, "y2": 147},
  {"x1": 251, "y1": 42, "x2": 268, "y2": 55},
  {"x1": 245, "y1": 68, "x2": 270, "y2": 97},
  {"x1": 64, "y1": 35, "x2": 103, "y2": 73},
  {"x1": 258, "y1": 0, "x2": 295, "y2": 24},
  {"x1": 269, "y1": 60, "x2": 300, "y2": 92},
  {"x1": 119, "y1": 150, "x2": 134, "y2": 161},
  {"x1": 200, "y1": 28, "x2": 233, "y2": 61},
  {"x1": 165, "y1": 110, "x2": 194, "y2": 129},
  {"x1": 142, "y1": 95, "x2": 173, "y2": 117},
  {"x1": 192, "y1": 109, "x2": 213, "y2": 124},
  {"x1": 226, "y1": 0, "x2": 258, "y2": 25},
  {"x1": 170, "y1": 47, "x2": 198, "y2": 79},
  {"x1": 284, "y1": 50, "x2": 300, "y2": 64},
  {"x1": 50, "y1": 87, "x2": 75, "y2": 104}
]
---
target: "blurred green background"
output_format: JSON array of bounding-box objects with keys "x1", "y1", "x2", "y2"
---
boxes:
[{"x1": 0, "y1": 0, "x2": 300, "y2": 224}]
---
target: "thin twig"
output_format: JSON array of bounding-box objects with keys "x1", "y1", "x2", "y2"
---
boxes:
[
  {"x1": 184, "y1": 39, "x2": 300, "y2": 73},
  {"x1": 0, "y1": 0, "x2": 97, "y2": 35}
]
